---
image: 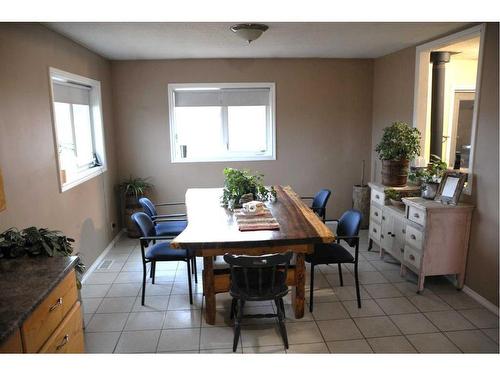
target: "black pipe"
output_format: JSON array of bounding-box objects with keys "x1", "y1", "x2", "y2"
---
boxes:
[{"x1": 429, "y1": 51, "x2": 452, "y2": 158}]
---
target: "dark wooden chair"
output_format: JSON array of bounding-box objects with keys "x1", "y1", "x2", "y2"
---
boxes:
[
  {"x1": 132, "y1": 212, "x2": 196, "y2": 305},
  {"x1": 302, "y1": 189, "x2": 331, "y2": 222},
  {"x1": 224, "y1": 252, "x2": 293, "y2": 352},
  {"x1": 306, "y1": 209, "x2": 362, "y2": 311}
]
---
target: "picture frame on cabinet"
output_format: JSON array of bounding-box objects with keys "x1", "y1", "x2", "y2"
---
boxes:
[{"x1": 435, "y1": 170, "x2": 467, "y2": 205}]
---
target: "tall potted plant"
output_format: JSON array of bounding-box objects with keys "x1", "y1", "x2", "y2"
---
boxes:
[
  {"x1": 118, "y1": 176, "x2": 153, "y2": 237},
  {"x1": 375, "y1": 122, "x2": 421, "y2": 187}
]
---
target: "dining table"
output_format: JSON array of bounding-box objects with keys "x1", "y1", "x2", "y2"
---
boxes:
[{"x1": 170, "y1": 185, "x2": 335, "y2": 325}]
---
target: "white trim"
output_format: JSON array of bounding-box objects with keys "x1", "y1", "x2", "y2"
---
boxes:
[
  {"x1": 48, "y1": 67, "x2": 108, "y2": 193},
  {"x1": 462, "y1": 285, "x2": 499, "y2": 315},
  {"x1": 81, "y1": 229, "x2": 125, "y2": 284},
  {"x1": 167, "y1": 82, "x2": 276, "y2": 163},
  {"x1": 412, "y1": 24, "x2": 486, "y2": 195}
]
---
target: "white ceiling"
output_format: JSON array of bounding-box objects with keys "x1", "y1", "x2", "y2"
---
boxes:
[{"x1": 44, "y1": 22, "x2": 470, "y2": 60}]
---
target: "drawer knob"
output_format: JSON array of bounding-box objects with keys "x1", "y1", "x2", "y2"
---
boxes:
[
  {"x1": 400, "y1": 248, "x2": 404, "y2": 253},
  {"x1": 382, "y1": 216, "x2": 386, "y2": 220},
  {"x1": 373, "y1": 228, "x2": 377, "y2": 233},
  {"x1": 391, "y1": 234, "x2": 395, "y2": 238},
  {"x1": 414, "y1": 213, "x2": 420, "y2": 218},
  {"x1": 410, "y1": 234, "x2": 416, "y2": 240},
  {"x1": 375, "y1": 194, "x2": 380, "y2": 199},
  {"x1": 374, "y1": 212, "x2": 379, "y2": 216},
  {"x1": 409, "y1": 254, "x2": 415, "y2": 261},
  {"x1": 49, "y1": 297, "x2": 63, "y2": 312},
  {"x1": 388, "y1": 231, "x2": 392, "y2": 235},
  {"x1": 402, "y1": 229, "x2": 406, "y2": 234},
  {"x1": 381, "y1": 234, "x2": 384, "y2": 239},
  {"x1": 56, "y1": 334, "x2": 70, "y2": 350}
]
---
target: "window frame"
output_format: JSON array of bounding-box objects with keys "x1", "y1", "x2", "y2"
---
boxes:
[
  {"x1": 48, "y1": 67, "x2": 107, "y2": 192},
  {"x1": 167, "y1": 82, "x2": 276, "y2": 163}
]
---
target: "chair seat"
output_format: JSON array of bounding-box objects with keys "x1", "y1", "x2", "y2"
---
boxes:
[
  {"x1": 155, "y1": 220, "x2": 188, "y2": 236},
  {"x1": 229, "y1": 269, "x2": 288, "y2": 301},
  {"x1": 145, "y1": 242, "x2": 191, "y2": 261},
  {"x1": 306, "y1": 243, "x2": 354, "y2": 264}
]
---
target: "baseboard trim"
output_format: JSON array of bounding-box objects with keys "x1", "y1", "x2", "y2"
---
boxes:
[
  {"x1": 81, "y1": 229, "x2": 125, "y2": 284},
  {"x1": 462, "y1": 285, "x2": 499, "y2": 315}
]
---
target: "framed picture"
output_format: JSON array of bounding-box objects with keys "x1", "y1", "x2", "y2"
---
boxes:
[{"x1": 435, "y1": 170, "x2": 467, "y2": 205}]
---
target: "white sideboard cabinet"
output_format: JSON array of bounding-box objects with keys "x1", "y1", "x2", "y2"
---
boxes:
[{"x1": 368, "y1": 182, "x2": 474, "y2": 292}]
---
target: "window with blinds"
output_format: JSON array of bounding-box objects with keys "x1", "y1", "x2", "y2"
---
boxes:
[
  {"x1": 50, "y1": 68, "x2": 107, "y2": 191},
  {"x1": 168, "y1": 83, "x2": 276, "y2": 162}
]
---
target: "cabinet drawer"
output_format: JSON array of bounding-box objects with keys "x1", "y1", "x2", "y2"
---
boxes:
[
  {"x1": 39, "y1": 302, "x2": 84, "y2": 353},
  {"x1": 408, "y1": 205, "x2": 425, "y2": 226},
  {"x1": 405, "y1": 225, "x2": 424, "y2": 250},
  {"x1": 369, "y1": 221, "x2": 381, "y2": 242},
  {"x1": 370, "y1": 205, "x2": 382, "y2": 223},
  {"x1": 404, "y1": 245, "x2": 422, "y2": 270},
  {"x1": 0, "y1": 329, "x2": 23, "y2": 353},
  {"x1": 371, "y1": 189, "x2": 385, "y2": 206},
  {"x1": 22, "y1": 269, "x2": 78, "y2": 353}
]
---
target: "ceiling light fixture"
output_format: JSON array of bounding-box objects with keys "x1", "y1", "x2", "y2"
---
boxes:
[{"x1": 230, "y1": 23, "x2": 269, "y2": 44}]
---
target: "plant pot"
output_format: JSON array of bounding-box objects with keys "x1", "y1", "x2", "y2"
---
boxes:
[
  {"x1": 421, "y1": 182, "x2": 439, "y2": 200},
  {"x1": 389, "y1": 199, "x2": 405, "y2": 208},
  {"x1": 123, "y1": 194, "x2": 143, "y2": 238},
  {"x1": 381, "y1": 159, "x2": 410, "y2": 187}
]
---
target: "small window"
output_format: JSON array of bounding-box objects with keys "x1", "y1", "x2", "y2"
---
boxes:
[
  {"x1": 49, "y1": 68, "x2": 107, "y2": 192},
  {"x1": 168, "y1": 83, "x2": 276, "y2": 162}
]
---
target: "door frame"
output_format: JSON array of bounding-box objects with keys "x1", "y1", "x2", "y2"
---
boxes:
[{"x1": 412, "y1": 24, "x2": 486, "y2": 195}]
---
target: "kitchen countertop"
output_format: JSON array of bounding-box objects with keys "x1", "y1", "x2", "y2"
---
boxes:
[{"x1": 0, "y1": 256, "x2": 79, "y2": 345}]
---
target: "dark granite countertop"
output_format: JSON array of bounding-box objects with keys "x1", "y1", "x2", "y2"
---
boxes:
[{"x1": 0, "y1": 256, "x2": 79, "y2": 345}]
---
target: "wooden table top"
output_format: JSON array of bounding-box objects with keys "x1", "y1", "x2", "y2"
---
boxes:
[{"x1": 170, "y1": 185, "x2": 335, "y2": 250}]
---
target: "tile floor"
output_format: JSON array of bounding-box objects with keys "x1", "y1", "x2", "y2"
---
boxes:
[{"x1": 81, "y1": 230, "x2": 499, "y2": 354}]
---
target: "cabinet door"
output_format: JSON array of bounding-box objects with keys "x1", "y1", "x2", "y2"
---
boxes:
[
  {"x1": 380, "y1": 211, "x2": 395, "y2": 254},
  {"x1": 391, "y1": 217, "x2": 406, "y2": 262}
]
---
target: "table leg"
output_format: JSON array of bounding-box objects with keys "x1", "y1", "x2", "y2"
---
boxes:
[
  {"x1": 203, "y1": 256, "x2": 216, "y2": 325},
  {"x1": 292, "y1": 252, "x2": 306, "y2": 319},
  {"x1": 456, "y1": 273, "x2": 465, "y2": 290}
]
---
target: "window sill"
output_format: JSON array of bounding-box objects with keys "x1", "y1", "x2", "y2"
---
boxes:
[
  {"x1": 171, "y1": 155, "x2": 276, "y2": 163},
  {"x1": 60, "y1": 166, "x2": 106, "y2": 192}
]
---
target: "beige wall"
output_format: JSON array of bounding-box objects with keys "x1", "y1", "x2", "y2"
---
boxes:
[
  {"x1": 111, "y1": 59, "x2": 374, "y2": 219},
  {"x1": 371, "y1": 23, "x2": 499, "y2": 305},
  {"x1": 0, "y1": 23, "x2": 120, "y2": 268},
  {"x1": 370, "y1": 47, "x2": 417, "y2": 182}
]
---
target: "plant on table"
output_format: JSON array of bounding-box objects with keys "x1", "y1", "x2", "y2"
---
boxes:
[
  {"x1": 375, "y1": 121, "x2": 421, "y2": 187},
  {"x1": 409, "y1": 155, "x2": 448, "y2": 199},
  {"x1": 0, "y1": 227, "x2": 85, "y2": 286},
  {"x1": 221, "y1": 168, "x2": 276, "y2": 209}
]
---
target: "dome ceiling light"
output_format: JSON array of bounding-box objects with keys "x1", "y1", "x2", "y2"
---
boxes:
[{"x1": 230, "y1": 23, "x2": 269, "y2": 44}]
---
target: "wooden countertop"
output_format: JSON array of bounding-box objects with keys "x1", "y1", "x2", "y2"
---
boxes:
[{"x1": 0, "y1": 256, "x2": 79, "y2": 345}]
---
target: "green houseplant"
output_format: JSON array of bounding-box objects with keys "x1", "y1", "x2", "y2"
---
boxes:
[
  {"x1": 118, "y1": 176, "x2": 153, "y2": 237},
  {"x1": 0, "y1": 227, "x2": 85, "y2": 287},
  {"x1": 375, "y1": 121, "x2": 421, "y2": 187},
  {"x1": 221, "y1": 168, "x2": 276, "y2": 209},
  {"x1": 409, "y1": 155, "x2": 448, "y2": 199}
]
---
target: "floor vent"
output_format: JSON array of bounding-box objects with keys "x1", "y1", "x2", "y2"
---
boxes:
[{"x1": 98, "y1": 260, "x2": 114, "y2": 270}]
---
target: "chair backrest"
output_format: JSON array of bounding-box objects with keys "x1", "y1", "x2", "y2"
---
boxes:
[
  {"x1": 337, "y1": 209, "x2": 362, "y2": 247},
  {"x1": 131, "y1": 211, "x2": 157, "y2": 241},
  {"x1": 223, "y1": 252, "x2": 293, "y2": 299},
  {"x1": 138, "y1": 197, "x2": 157, "y2": 218},
  {"x1": 311, "y1": 189, "x2": 331, "y2": 220}
]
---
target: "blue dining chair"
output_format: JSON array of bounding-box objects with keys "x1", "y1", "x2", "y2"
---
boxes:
[
  {"x1": 138, "y1": 197, "x2": 188, "y2": 237},
  {"x1": 302, "y1": 189, "x2": 331, "y2": 222},
  {"x1": 305, "y1": 209, "x2": 362, "y2": 311},
  {"x1": 132, "y1": 212, "x2": 196, "y2": 305}
]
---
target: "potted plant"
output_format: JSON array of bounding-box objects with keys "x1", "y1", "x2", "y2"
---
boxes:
[
  {"x1": 375, "y1": 122, "x2": 421, "y2": 187},
  {"x1": 0, "y1": 227, "x2": 85, "y2": 287},
  {"x1": 385, "y1": 189, "x2": 405, "y2": 208},
  {"x1": 409, "y1": 155, "x2": 448, "y2": 199},
  {"x1": 118, "y1": 176, "x2": 153, "y2": 237},
  {"x1": 221, "y1": 168, "x2": 276, "y2": 210}
]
